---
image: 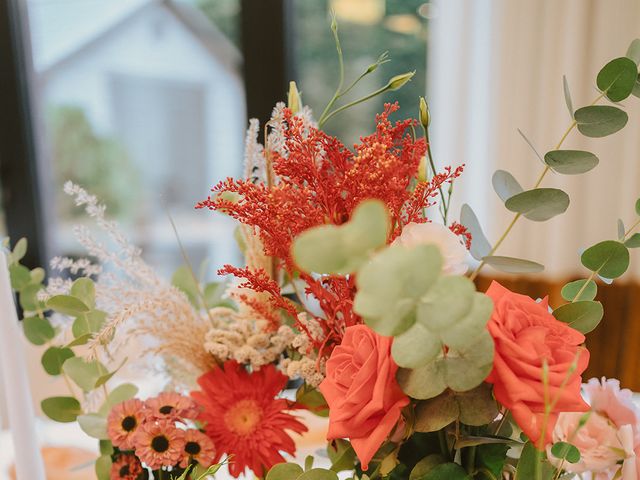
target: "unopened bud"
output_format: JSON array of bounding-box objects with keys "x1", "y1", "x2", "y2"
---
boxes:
[
  {"x1": 386, "y1": 71, "x2": 415, "y2": 91},
  {"x1": 288, "y1": 81, "x2": 301, "y2": 115},
  {"x1": 419, "y1": 97, "x2": 430, "y2": 128},
  {"x1": 417, "y1": 155, "x2": 427, "y2": 182}
]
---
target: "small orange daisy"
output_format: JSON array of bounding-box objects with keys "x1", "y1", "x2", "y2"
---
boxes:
[
  {"x1": 191, "y1": 361, "x2": 307, "y2": 477},
  {"x1": 133, "y1": 419, "x2": 185, "y2": 470},
  {"x1": 179, "y1": 429, "x2": 217, "y2": 469},
  {"x1": 109, "y1": 453, "x2": 147, "y2": 480},
  {"x1": 145, "y1": 392, "x2": 198, "y2": 421},
  {"x1": 107, "y1": 399, "x2": 147, "y2": 450}
]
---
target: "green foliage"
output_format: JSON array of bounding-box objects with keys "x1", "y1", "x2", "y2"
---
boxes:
[
  {"x1": 296, "y1": 384, "x2": 329, "y2": 417},
  {"x1": 515, "y1": 443, "x2": 554, "y2": 480},
  {"x1": 71, "y1": 310, "x2": 107, "y2": 339},
  {"x1": 70, "y1": 278, "x2": 96, "y2": 308},
  {"x1": 550, "y1": 441, "x2": 581, "y2": 464},
  {"x1": 293, "y1": 200, "x2": 389, "y2": 275},
  {"x1": 476, "y1": 444, "x2": 510, "y2": 480},
  {"x1": 460, "y1": 204, "x2": 492, "y2": 261},
  {"x1": 397, "y1": 331, "x2": 494, "y2": 399},
  {"x1": 481, "y1": 256, "x2": 544, "y2": 274},
  {"x1": 561, "y1": 279, "x2": 597, "y2": 302},
  {"x1": 413, "y1": 384, "x2": 498, "y2": 432},
  {"x1": 562, "y1": 75, "x2": 574, "y2": 117},
  {"x1": 492, "y1": 170, "x2": 523, "y2": 202},
  {"x1": 409, "y1": 455, "x2": 446, "y2": 480},
  {"x1": 504, "y1": 188, "x2": 570, "y2": 222},
  {"x1": 581, "y1": 240, "x2": 630, "y2": 278},
  {"x1": 618, "y1": 219, "x2": 626, "y2": 240},
  {"x1": 543, "y1": 150, "x2": 599, "y2": 175},
  {"x1": 266, "y1": 463, "x2": 339, "y2": 480},
  {"x1": 62, "y1": 357, "x2": 105, "y2": 392},
  {"x1": 99, "y1": 383, "x2": 138, "y2": 415},
  {"x1": 328, "y1": 439, "x2": 356, "y2": 472},
  {"x1": 41, "y1": 346, "x2": 74, "y2": 375},
  {"x1": 596, "y1": 57, "x2": 638, "y2": 101},
  {"x1": 95, "y1": 455, "x2": 112, "y2": 480},
  {"x1": 627, "y1": 39, "x2": 640, "y2": 65},
  {"x1": 574, "y1": 105, "x2": 628, "y2": 138},
  {"x1": 626, "y1": 233, "x2": 640, "y2": 248},
  {"x1": 22, "y1": 316, "x2": 55, "y2": 345},
  {"x1": 46, "y1": 294, "x2": 91, "y2": 317},
  {"x1": 41, "y1": 396, "x2": 82, "y2": 423},
  {"x1": 77, "y1": 413, "x2": 108, "y2": 439},
  {"x1": 553, "y1": 301, "x2": 604, "y2": 333},
  {"x1": 418, "y1": 462, "x2": 470, "y2": 479},
  {"x1": 354, "y1": 244, "x2": 442, "y2": 336}
]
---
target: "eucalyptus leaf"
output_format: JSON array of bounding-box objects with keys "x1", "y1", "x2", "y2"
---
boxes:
[
  {"x1": 581, "y1": 240, "x2": 630, "y2": 278},
  {"x1": 22, "y1": 316, "x2": 55, "y2": 345},
  {"x1": 561, "y1": 279, "x2": 597, "y2": 302},
  {"x1": 477, "y1": 444, "x2": 510, "y2": 480},
  {"x1": 95, "y1": 455, "x2": 112, "y2": 480},
  {"x1": 618, "y1": 219, "x2": 626, "y2": 240},
  {"x1": 575, "y1": 105, "x2": 628, "y2": 138},
  {"x1": 414, "y1": 393, "x2": 458, "y2": 432},
  {"x1": 504, "y1": 188, "x2": 570, "y2": 221},
  {"x1": 625, "y1": 233, "x2": 640, "y2": 248},
  {"x1": 550, "y1": 441, "x2": 581, "y2": 464},
  {"x1": 421, "y1": 463, "x2": 470, "y2": 480},
  {"x1": 9, "y1": 264, "x2": 30, "y2": 290},
  {"x1": 30, "y1": 267, "x2": 45, "y2": 284},
  {"x1": 70, "y1": 278, "x2": 96, "y2": 309},
  {"x1": 482, "y1": 256, "x2": 544, "y2": 274},
  {"x1": 553, "y1": 301, "x2": 604, "y2": 334},
  {"x1": 95, "y1": 357, "x2": 127, "y2": 388},
  {"x1": 596, "y1": 57, "x2": 638, "y2": 101},
  {"x1": 172, "y1": 265, "x2": 199, "y2": 307},
  {"x1": 410, "y1": 454, "x2": 446, "y2": 480},
  {"x1": 293, "y1": 199, "x2": 389, "y2": 275},
  {"x1": 627, "y1": 39, "x2": 640, "y2": 65},
  {"x1": 460, "y1": 204, "x2": 492, "y2": 260},
  {"x1": 99, "y1": 383, "x2": 139, "y2": 415},
  {"x1": 78, "y1": 413, "x2": 108, "y2": 439},
  {"x1": 492, "y1": 170, "x2": 523, "y2": 202},
  {"x1": 636, "y1": 197, "x2": 640, "y2": 216},
  {"x1": 543, "y1": 150, "x2": 598, "y2": 175},
  {"x1": 298, "y1": 469, "x2": 339, "y2": 480},
  {"x1": 65, "y1": 333, "x2": 93, "y2": 348},
  {"x1": 41, "y1": 396, "x2": 82, "y2": 423},
  {"x1": 517, "y1": 129, "x2": 544, "y2": 164},
  {"x1": 266, "y1": 463, "x2": 304, "y2": 480},
  {"x1": 562, "y1": 75, "x2": 574, "y2": 117},
  {"x1": 327, "y1": 439, "x2": 355, "y2": 472},
  {"x1": 515, "y1": 443, "x2": 554, "y2": 480},
  {"x1": 46, "y1": 295, "x2": 91, "y2": 317},
  {"x1": 12, "y1": 238, "x2": 27, "y2": 262},
  {"x1": 72, "y1": 310, "x2": 107, "y2": 338},
  {"x1": 41, "y1": 346, "x2": 75, "y2": 375},
  {"x1": 19, "y1": 283, "x2": 45, "y2": 312},
  {"x1": 62, "y1": 357, "x2": 103, "y2": 392}
]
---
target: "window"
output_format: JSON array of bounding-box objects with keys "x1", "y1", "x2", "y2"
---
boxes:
[
  {"x1": 21, "y1": 0, "x2": 245, "y2": 276},
  {"x1": 294, "y1": 0, "x2": 429, "y2": 145}
]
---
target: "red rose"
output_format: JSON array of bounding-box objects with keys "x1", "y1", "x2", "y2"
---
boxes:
[
  {"x1": 320, "y1": 325, "x2": 409, "y2": 470},
  {"x1": 485, "y1": 282, "x2": 590, "y2": 448}
]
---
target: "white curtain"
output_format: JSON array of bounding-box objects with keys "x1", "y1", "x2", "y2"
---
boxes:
[{"x1": 428, "y1": 0, "x2": 640, "y2": 279}]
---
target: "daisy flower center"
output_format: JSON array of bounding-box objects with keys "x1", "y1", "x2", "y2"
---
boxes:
[
  {"x1": 119, "y1": 466, "x2": 130, "y2": 476},
  {"x1": 159, "y1": 405, "x2": 174, "y2": 415},
  {"x1": 224, "y1": 399, "x2": 262, "y2": 436},
  {"x1": 185, "y1": 441, "x2": 202, "y2": 455},
  {"x1": 121, "y1": 416, "x2": 137, "y2": 432},
  {"x1": 151, "y1": 435, "x2": 170, "y2": 453}
]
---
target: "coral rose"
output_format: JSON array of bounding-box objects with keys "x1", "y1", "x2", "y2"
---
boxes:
[
  {"x1": 484, "y1": 282, "x2": 589, "y2": 448},
  {"x1": 320, "y1": 325, "x2": 409, "y2": 470}
]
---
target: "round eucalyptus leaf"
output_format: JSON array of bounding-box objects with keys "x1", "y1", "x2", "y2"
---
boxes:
[
  {"x1": 627, "y1": 39, "x2": 640, "y2": 65},
  {"x1": 30, "y1": 267, "x2": 45, "y2": 284},
  {"x1": 298, "y1": 469, "x2": 339, "y2": 480},
  {"x1": 456, "y1": 383, "x2": 499, "y2": 426},
  {"x1": 78, "y1": 413, "x2": 108, "y2": 439},
  {"x1": 550, "y1": 441, "x2": 581, "y2": 464},
  {"x1": 99, "y1": 383, "x2": 139, "y2": 415},
  {"x1": 460, "y1": 204, "x2": 492, "y2": 261},
  {"x1": 543, "y1": 150, "x2": 599, "y2": 175},
  {"x1": 22, "y1": 316, "x2": 55, "y2": 345},
  {"x1": 422, "y1": 462, "x2": 471, "y2": 480},
  {"x1": 561, "y1": 279, "x2": 597, "y2": 302},
  {"x1": 492, "y1": 170, "x2": 523, "y2": 203},
  {"x1": 416, "y1": 276, "x2": 475, "y2": 331},
  {"x1": 265, "y1": 463, "x2": 304, "y2": 480},
  {"x1": 414, "y1": 394, "x2": 458, "y2": 432},
  {"x1": 625, "y1": 233, "x2": 640, "y2": 248},
  {"x1": 70, "y1": 278, "x2": 96, "y2": 309},
  {"x1": 439, "y1": 293, "x2": 494, "y2": 350},
  {"x1": 62, "y1": 357, "x2": 103, "y2": 392},
  {"x1": 95, "y1": 455, "x2": 112, "y2": 480},
  {"x1": 575, "y1": 105, "x2": 628, "y2": 138},
  {"x1": 505, "y1": 188, "x2": 569, "y2": 221},
  {"x1": 41, "y1": 346, "x2": 75, "y2": 375},
  {"x1": 553, "y1": 301, "x2": 604, "y2": 334},
  {"x1": 46, "y1": 294, "x2": 91, "y2": 317},
  {"x1": 596, "y1": 57, "x2": 638, "y2": 101},
  {"x1": 41, "y1": 396, "x2": 82, "y2": 423},
  {"x1": 71, "y1": 310, "x2": 107, "y2": 338},
  {"x1": 482, "y1": 256, "x2": 544, "y2": 274},
  {"x1": 9, "y1": 264, "x2": 31, "y2": 290},
  {"x1": 410, "y1": 454, "x2": 446, "y2": 480},
  {"x1": 11, "y1": 238, "x2": 27, "y2": 262},
  {"x1": 581, "y1": 240, "x2": 630, "y2": 278},
  {"x1": 391, "y1": 323, "x2": 442, "y2": 368},
  {"x1": 19, "y1": 283, "x2": 45, "y2": 312}
]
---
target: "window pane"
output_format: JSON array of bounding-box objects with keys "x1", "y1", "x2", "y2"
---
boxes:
[
  {"x1": 294, "y1": 0, "x2": 428, "y2": 145},
  {"x1": 24, "y1": 0, "x2": 245, "y2": 276}
]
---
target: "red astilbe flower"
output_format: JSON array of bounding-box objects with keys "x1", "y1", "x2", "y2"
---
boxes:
[
  {"x1": 192, "y1": 361, "x2": 308, "y2": 478},
  {"x1": 449, "y1": 222, "x2": 472, "y2": 250}
]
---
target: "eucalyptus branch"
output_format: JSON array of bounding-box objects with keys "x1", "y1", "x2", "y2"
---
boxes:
[
  {"x1": 470, "y1": 91, "x2": 607, "y2": 281},
  {"x1": 318, "y1": 13, "x2": 345, "y2": 126}
]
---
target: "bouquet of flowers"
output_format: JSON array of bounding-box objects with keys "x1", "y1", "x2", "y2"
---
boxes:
[{"x1": 6, "y1": 18, "x2": 640, "y2": 480}]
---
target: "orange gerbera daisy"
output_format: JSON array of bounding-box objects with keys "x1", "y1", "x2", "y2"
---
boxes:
[
  {"x1": 133, "y1": 419, "x2": 185, "y2": 470},
  {"x1": 107, "y1": 399, "x2": 147, "y2": 450},
  {"x1": 145, "y1": 392, "x2": 198, "y2": 420},
  {"x1": 179, "y1": 429, "x2": 217, "y2": 469},
  {"x1": 110, "y1": 453, "x2": 147, "y2": 480},
  {"x1": 191, "y1": 361, "x2": 307, "y2": 477}
]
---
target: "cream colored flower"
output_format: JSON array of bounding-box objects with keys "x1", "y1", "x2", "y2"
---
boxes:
[{"x1": 394, "y1": 222, "x2": 468, "y2": 275}]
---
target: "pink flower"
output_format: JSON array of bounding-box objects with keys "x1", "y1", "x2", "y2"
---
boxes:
[
  {"x1": 107, "y1": 399, "x2": 147, "y2": 450},
  {"x1": 319, "y1": 325, "x2": 409, "y2": 471},
  {"x1": 584, "y1": 378, "x2": 639, "y2": 439},
  {"x1": 549, "y1": 411, "x2": 623, "y2": 475},
  {"x1": 145, "y1": 392, "x2": 199, "y2": 421},
  {"x1": 133, "y1": 419, "x2": 185, "y2": 470}
]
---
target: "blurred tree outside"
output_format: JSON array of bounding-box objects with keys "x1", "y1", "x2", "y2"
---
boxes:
[
  {"x1": 195, "y1": 0, "x2": 428, "y2": 146},
  {"x1": 50, "y1": 106, "x2": 140, "y2": 220}
]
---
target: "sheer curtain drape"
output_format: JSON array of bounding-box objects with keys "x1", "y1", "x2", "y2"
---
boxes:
[{"x1": 428, "y1": 0, "x2": 640, "y2": 278}]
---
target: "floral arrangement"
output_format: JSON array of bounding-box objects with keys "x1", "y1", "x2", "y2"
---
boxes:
[{"x1": 6, "y1": 19, "x2": 640, "y2": 480}]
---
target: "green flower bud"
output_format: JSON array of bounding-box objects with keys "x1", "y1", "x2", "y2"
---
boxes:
[
  {"x1": 419, "y1": 96, "x2": 430, "y2": 128},
  {"x1": 288, "y1": 81, "x2": 301, "y2": 115},
  {"x1": 385, "y1": 71, "x2": 415, "y2": 91}
]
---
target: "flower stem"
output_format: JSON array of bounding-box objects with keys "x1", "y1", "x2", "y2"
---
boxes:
[{"x1": 469, "y1": 91, "x2": 605, "y2": 281}]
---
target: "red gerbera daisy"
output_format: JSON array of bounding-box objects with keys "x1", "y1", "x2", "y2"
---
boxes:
[{"x1": 191, "y1": 361, "x2": 307, "y2": 477}]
